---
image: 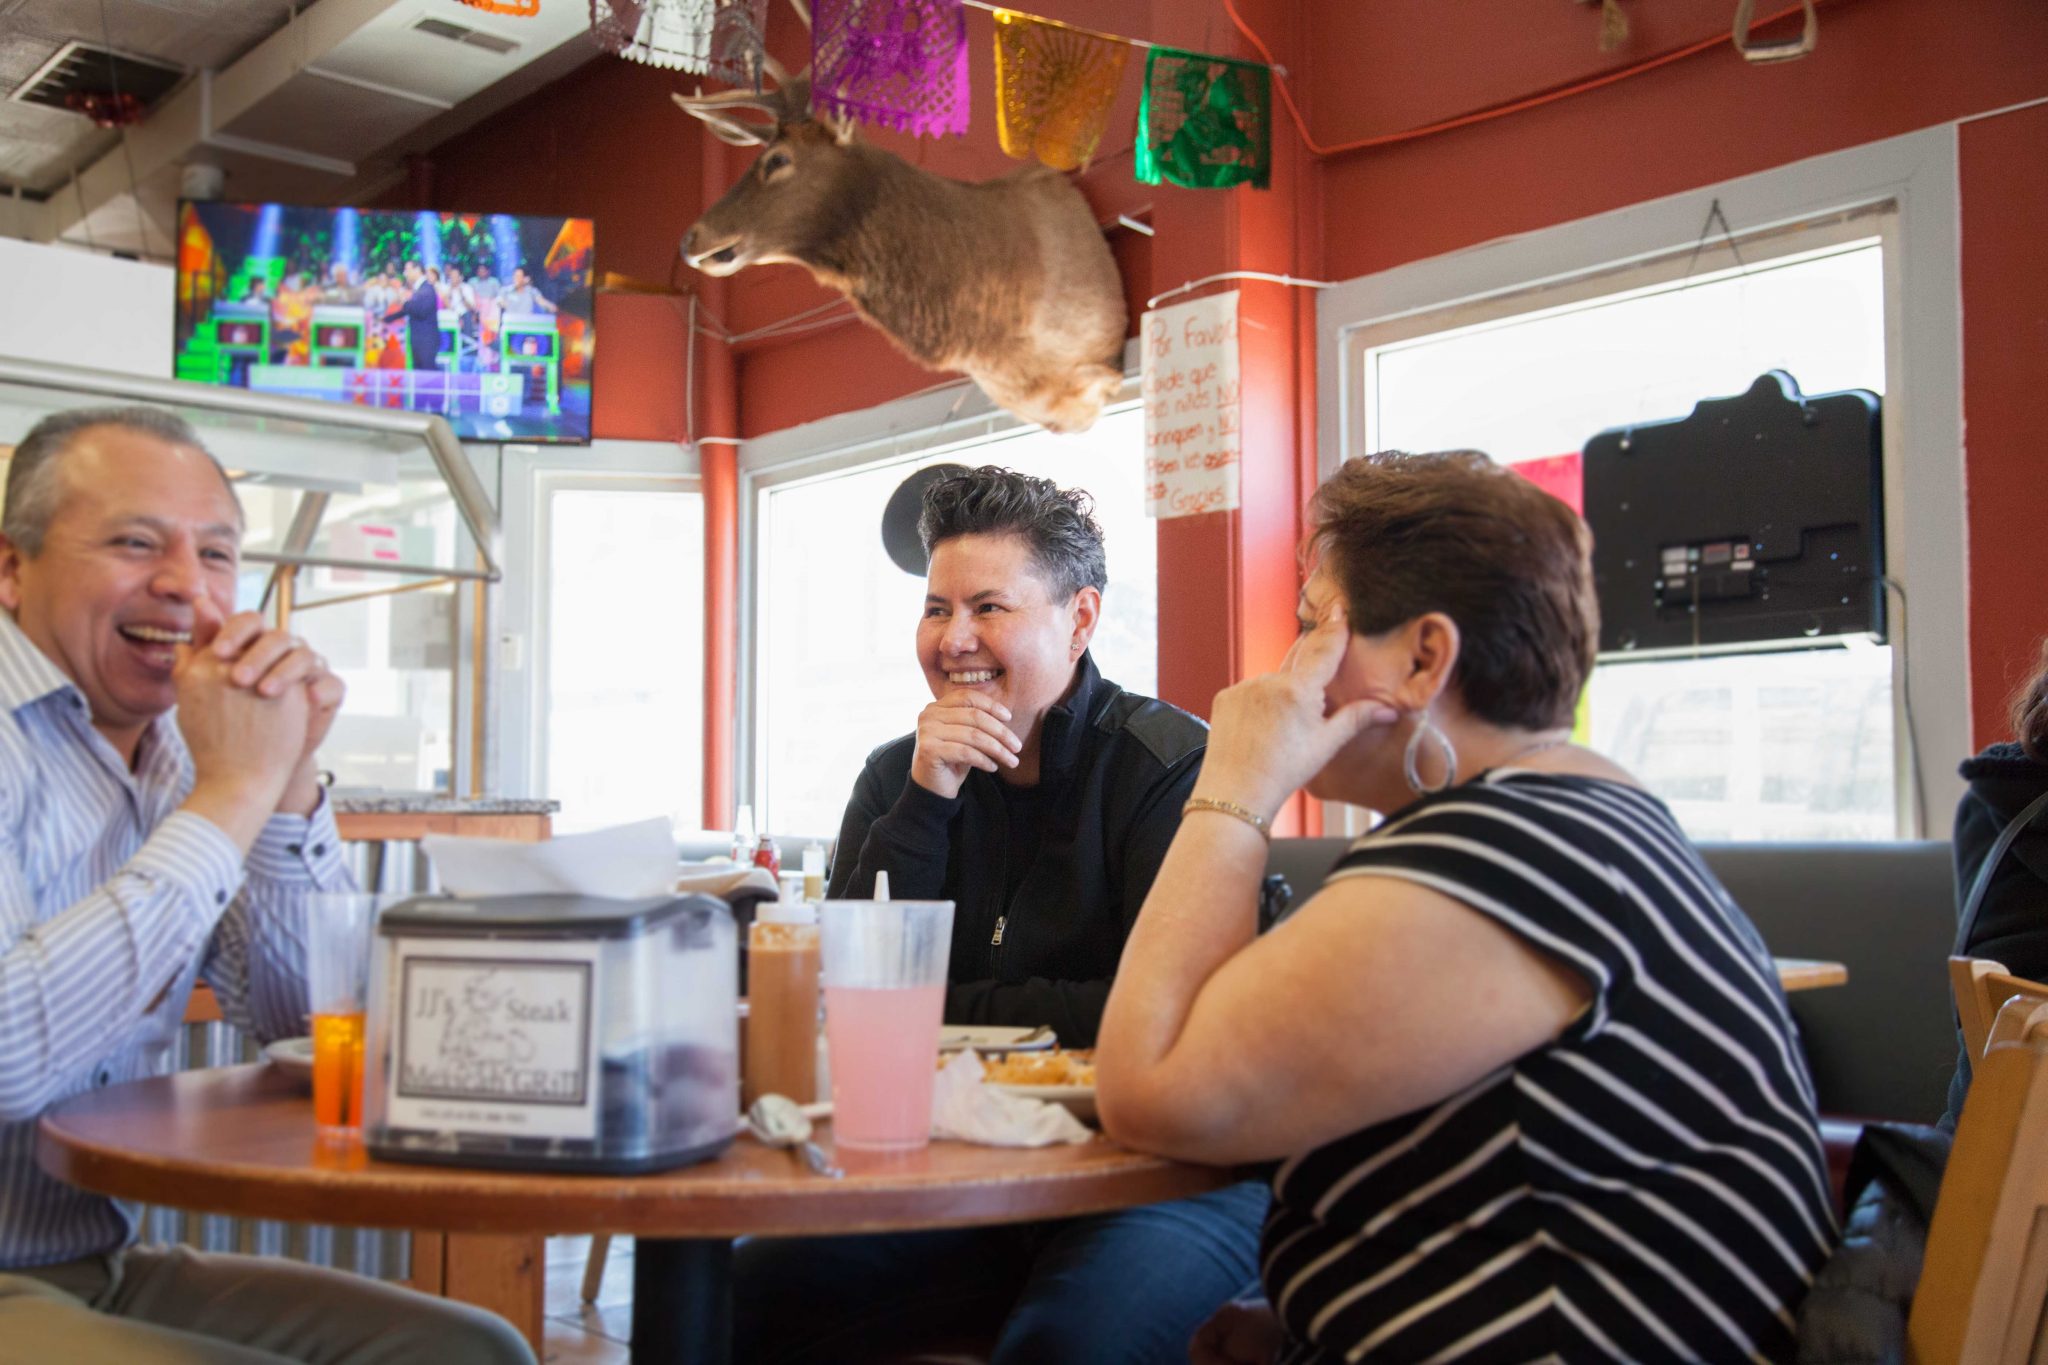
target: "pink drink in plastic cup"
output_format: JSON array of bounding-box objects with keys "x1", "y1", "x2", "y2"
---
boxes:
[
  {"x1": 819, "y1": 899, "x2": 954, "y2": 1153},
  {"x1": 825, "y1": 983, "x2": 947, "y2": 1150}
]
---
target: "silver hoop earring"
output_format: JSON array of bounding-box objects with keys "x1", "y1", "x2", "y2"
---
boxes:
[{"x1": 1402, "y1": 713, "x2": 1459, "y2": 795}]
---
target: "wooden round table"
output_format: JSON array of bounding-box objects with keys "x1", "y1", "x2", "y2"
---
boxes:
[{"x1": 38, "y1": 1064, "x2": 1232, "y2": 1364}]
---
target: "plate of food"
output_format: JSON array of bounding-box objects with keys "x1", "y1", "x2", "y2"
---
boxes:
[
  {"x1": 938, "y1": 1024, "x2": 1057, "y2": 1054},
  {"x1": 981, "y1": 1048, "x2": 1097, "y2": 1123},
  {"x1": 263, "y1": 1036, "x2": 315, "y2": 1085}
]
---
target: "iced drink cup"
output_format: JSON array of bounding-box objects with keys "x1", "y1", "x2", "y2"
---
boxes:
[
  {"x1": 307, "y1": 893, "x2": 383, "y2": 1136},
  {"x1": 744, "y1": 920, "x2": 821, "y2": 1107},
  {"x1": 819, "y1": 900, "x2": 953, "y2": 1151}
]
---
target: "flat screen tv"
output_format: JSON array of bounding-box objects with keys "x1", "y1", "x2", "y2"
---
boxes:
[{"x1": 174, "y1": 202, "x2": 595, "y2": 444}]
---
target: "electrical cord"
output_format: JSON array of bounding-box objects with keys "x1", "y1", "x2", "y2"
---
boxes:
[
  {"x1": 1220, "y1": 0, "x2": 1851, "y2": 158},
  {"x1": 1882, "y1": 574, "x2": 1928, "y2": 837}
]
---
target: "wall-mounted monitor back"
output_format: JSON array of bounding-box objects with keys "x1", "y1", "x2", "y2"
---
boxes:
[{"x1": 175, "y1": 202, "x2": 595, "y2": 444}]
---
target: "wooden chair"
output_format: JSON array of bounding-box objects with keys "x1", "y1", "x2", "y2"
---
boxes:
[
  {"x1": 580, "y1": 1232, "x2": 613, "y2": 1304},
  {"x1": 1948, "y1": 957, "x2": 2048, "y2": 1067},
  {"x1": 1907, "y1": 993, "x2": 2048, "y2": 1363}
]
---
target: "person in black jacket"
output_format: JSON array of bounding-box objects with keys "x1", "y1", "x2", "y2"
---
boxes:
[
  {"x1": 730, "y1": 467, "x2": 1266, "y2": 1365},
  {"x1": 1942, "y1": 636, "x2": 2048, "y2": 1129},
  {"x1": 382, "y1": 261, "x2": 441, "y2": 374}
]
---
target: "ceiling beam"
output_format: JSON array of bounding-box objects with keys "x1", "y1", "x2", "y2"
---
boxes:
[
  {"x1": 35, "y1": 0, "x2": 404, "y2": 245},
  {"x1": 0, "y1": 192, "x2": 52, "y2": 245}
]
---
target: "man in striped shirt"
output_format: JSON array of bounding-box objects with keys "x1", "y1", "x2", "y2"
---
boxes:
[{"x1": 0, "y1": 407, "x2": 531, "y2": 1363}]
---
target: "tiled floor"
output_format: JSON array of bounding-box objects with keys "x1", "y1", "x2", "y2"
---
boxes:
[{"x1": 541, "y1": 1235, "x2": 632, "y2": 1365}]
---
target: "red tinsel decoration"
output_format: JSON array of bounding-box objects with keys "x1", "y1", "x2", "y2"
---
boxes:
[{"x1": 64, "y1": 90, "x2": 148, "y2": 128}]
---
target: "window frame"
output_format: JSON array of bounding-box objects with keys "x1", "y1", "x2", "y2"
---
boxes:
[
  {"x1": 496, "y1": 440, "x2": 703, "y2": 808},
  {"x1": 1315, "y1": 127, "x2": 1966, "y2": 838},
  {"x1": 737, "y1": 349, "x2": 1142, "y2": 833}
]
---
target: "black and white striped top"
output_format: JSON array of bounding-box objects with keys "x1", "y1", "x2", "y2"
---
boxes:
[{"x1": 1263, "y1": 770, "x2": 1835, "y2": 1364}]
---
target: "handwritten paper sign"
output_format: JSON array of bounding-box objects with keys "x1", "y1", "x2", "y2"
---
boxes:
[{"x1": 1142, "y1": 291, "x2": 1241, "y2": 519}]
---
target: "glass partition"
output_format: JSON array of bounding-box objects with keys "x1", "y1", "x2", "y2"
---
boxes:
[{"x1": 0, "y1": 355, "x2": 503, "y2": 797}]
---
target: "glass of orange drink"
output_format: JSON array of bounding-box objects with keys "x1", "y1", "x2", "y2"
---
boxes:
[{"x1": 307, "y1": 893, "x2": 383, "y2": 1136}]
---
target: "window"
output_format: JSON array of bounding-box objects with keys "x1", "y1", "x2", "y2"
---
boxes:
[
  {"x1": 242, "y1": 460, "x2": 469, "y2": 793},
  {"x1": 539, "y1": 480, "x2": 704, "y2": 834},
  {"x1": 751, "y1": 402, "x2": 1156, "y2": 837},
  {"x1": 1366, "y1": 239, "x2": 1896, "y2": 841},
  {"x1": 1322, "y1": 130, "x2": 1970, "y2": 837}
]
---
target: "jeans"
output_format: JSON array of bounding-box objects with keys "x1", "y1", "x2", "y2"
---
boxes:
[{"x1": 732, "y1": 1179, "x2": 1269, "y2": 1365}]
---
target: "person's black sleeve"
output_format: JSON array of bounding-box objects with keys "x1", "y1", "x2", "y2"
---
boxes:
[
  {"x1": 1944, "y1": 788, "x2": 2048, "y2": 1127},
  {"x1": 826, "y1": 758, "x2": 957, "y2": 900},
  {"x1": 943, "y1": 747, "x2": 1204, "y2": 1047}
]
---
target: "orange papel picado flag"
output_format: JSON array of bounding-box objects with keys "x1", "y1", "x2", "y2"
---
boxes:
[{"x1": 991, "y1": 9, "x2": 1129, "y2": 171}]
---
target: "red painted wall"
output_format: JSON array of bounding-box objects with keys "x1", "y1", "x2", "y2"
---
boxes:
[
  {"x1": 401, "y1": 0, "x2": 2048, "y2": 758},
  {"x1": 1959, "y1": 102, "x2": 2048, "y2": 748},
  {"x1": 1304, "y1": 0, "x2": 2047, "y2": 280}
]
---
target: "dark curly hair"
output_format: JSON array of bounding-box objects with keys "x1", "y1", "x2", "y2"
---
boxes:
[
  {"x1": 2014, "y1": 636, "x2": 2048, "y2": 764},
  {"x1": 919, "y1": 466, "x2": 1107, "y2": 601}
]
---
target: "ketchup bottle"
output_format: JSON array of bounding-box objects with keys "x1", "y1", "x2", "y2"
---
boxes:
[{"x1": 753, "y1": 834, "x2": 782, "y2": 879}]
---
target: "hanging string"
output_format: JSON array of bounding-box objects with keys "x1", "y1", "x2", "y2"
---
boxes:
[
  {"x1": 958, "y1": 0, "x2": 1151, "y2": 53},
  {"x1": 1146, "y1": 269, "x2": 1331, "y2": 312}
]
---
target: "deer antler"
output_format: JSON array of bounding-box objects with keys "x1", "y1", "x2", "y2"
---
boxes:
[
  {"x1": 670, "y1": 0, "x2": 815, "y2": 143},
  {"x1": 672, "y1": 89, "x2": 777, "y2": 146},
  {"x1": 673, "y1": 83, "x2": 786, "y2": 116}
]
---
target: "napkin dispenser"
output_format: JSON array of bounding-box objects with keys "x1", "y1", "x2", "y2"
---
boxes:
[{"x1": 361, "y1": 893, "x2": 738, "y2": 1173}]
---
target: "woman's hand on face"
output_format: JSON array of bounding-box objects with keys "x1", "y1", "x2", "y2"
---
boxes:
[
  {"x1": 1193, "y1": 600, "x2": 1400, "y2": 820},
  {"x1": 908, "y1": 689, "x2": 1023, "y2": 799}
]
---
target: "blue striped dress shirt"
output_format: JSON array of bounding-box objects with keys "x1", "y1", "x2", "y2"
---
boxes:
[{"x1": 0, "y1": 611, "x2": 352, "y2": 1269}]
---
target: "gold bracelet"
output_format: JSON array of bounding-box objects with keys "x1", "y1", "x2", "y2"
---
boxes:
[{"x1": 1182, "y1": 796, "x2": 1271, "y2": 839}]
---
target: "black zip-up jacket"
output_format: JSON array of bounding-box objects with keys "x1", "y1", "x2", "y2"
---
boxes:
[
  {"x1": 826, "y1": 654, "x2": 1207, "y2": 1047},
  {"x1": 1942, "y1": 740, "x2": 2048, "y2": 1127}
]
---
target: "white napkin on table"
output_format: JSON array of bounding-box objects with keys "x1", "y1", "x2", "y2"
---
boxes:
[
  {"x1": 930, "y1": 1049, "x2": 1092, "y2": 1147},
  {"x1": 421, "y1": 817, "x2": 679, "y2": 898}
]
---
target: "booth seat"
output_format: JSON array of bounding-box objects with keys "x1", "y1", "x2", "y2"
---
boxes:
[{"x1": 1265, "y1": 837, "x2": 1956, "y2": 1123}]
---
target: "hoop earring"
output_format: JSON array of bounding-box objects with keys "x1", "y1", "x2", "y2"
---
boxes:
[{"x1": 1402, "y1": 712, "x2": 1459, "y2": 795}]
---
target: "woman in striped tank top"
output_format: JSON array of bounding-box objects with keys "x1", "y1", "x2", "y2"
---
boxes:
[{"x1": 1097, "y1": 451, "x2": 1832, "y2": 1363}]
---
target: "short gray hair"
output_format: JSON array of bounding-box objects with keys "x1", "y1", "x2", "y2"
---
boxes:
[{"x1": 3, "y1": 405, "x2": 240, "y2": 556}]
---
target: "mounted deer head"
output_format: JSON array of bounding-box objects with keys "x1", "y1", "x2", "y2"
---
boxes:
[
  {"x1": 672, "y1": 66, "x2": 863, "y2": 277},
  {"x1": 673, "y1": 32, "x2": 1128, "y2": 433}
]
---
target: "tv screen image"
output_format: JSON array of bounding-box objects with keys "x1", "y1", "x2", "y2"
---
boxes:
[{"x1": 175, "y1": 202, "x2": 595, "y2": 444}]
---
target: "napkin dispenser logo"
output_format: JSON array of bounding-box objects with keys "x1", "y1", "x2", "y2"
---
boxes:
[
  {"x1": 383, "y1": 937, "x2": 606, "y2": 1142},
  {"x1": 399, "y1": 959, "x2": 592, "y2": 1105}
]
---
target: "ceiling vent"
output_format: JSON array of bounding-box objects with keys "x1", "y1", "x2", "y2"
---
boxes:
[
  {"x1": 9, "y1": 41, "x2": 184, "y2": 116},
  {"x1": 410, "y1": 17, "x2": 522, "y2": 56}
]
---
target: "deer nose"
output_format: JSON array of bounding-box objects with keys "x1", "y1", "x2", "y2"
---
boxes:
[{"x1": 679, "y1": 225, "x2": 699, "y2": 259}]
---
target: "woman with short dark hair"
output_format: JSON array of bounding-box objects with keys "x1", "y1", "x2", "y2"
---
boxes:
[
  {"x1": 1097, "y1": 450, "x2": 1833, "y2": 1364},
  {"x1": 730, "y1": 465, "x2": 1268, "y2": 1365},
  {"x1": 1941, "y1": 634, "x2": 2048, "y2": 1129}
]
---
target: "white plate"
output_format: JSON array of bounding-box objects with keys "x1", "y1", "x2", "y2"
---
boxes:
[
  {"x1": 938, "y1": 1025, "x2": 1056, "y2": 1053},
  {"x1": 263, "y1": 1036, "x2": 315, "y2": 1085},
  {"x1": 993, "y1": 1083, "x2": 1097, "y2": 1124}
]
